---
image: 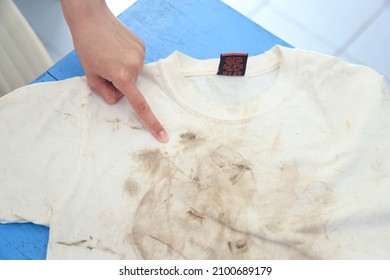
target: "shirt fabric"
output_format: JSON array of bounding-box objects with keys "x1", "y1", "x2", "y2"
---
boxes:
[{"x1": 1, "y1": 45, "x2": 390, "y2": 259}]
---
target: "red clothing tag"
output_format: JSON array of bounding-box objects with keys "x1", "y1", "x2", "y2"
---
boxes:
[{"x1": 217, "y1": 53, "x2": 248, "y2": 76}]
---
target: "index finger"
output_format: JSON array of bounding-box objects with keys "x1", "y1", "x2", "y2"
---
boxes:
[{"x1": 122, "y1": 84, "x2": 169, "y2": 143}]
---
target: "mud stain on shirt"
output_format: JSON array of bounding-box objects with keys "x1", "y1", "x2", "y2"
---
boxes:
[
  {"x1": 128, "y1": 131, "x2": 261, "y2": 259},
  {"x1": 125, "y1": 130, "x2": 334, "y2": 259},
  {"x1": 105, "y1": 118, "x2": 121, "y2": 132},
  {"x1": 123, "y1": 178, "x2": 140, "y2": 197},
  {"x1": 57, "y1": 237, "x2": 125, "y2": 259}
]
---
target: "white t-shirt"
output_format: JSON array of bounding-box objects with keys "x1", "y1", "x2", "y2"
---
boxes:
[{"x1": 1, "y1": 45, "x2": 390, "y2": 259}]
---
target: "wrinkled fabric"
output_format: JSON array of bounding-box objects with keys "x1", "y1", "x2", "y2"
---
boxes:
[{"x1": 1, "y1": 46, "x2": 390, "y2": 259}]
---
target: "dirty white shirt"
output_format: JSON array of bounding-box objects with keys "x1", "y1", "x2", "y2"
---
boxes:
[{"x1": 1, "y1": 45, "x2": 390, "y2": 259}]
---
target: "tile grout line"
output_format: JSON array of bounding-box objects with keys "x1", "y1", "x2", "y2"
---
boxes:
[
  {"x1": 333, "y1": 1, "x2": 390, "y2": 56},
  {"x1": 264, "y1": 3, "x2": 338, "y2": 51},
  {"x1": 246, "y1": 0, "x2": 272, "y2": 19}
]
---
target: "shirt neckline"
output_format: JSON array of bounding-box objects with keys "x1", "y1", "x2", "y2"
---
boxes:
[{"x1": 158, "y1": 45, "x2": 297, "y2": 125}]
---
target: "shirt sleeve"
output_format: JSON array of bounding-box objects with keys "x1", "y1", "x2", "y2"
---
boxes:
[{"x1": 0, "y1": 77, "x2": 90, "y2": 226}]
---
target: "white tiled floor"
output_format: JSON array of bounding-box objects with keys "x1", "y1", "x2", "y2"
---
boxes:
[
  {"x1": 222, "y1": 0, "x2": 390, "y2": 86},
  {"x1": 14, "y1": 0, "x2": 390, "y2": 86}
]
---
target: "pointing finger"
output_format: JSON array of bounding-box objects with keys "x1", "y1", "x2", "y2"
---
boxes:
[{"x1": 122, "y1": 84, "x2": 169, "y2": 143}]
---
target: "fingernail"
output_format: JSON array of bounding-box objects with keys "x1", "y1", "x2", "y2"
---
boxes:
[{"x1": 158, "y1": 130, "x2": 169, "y2": 143}]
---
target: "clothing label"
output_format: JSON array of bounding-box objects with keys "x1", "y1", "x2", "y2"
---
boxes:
[{"x1": 217, "y1": 53, "x2": 248, "y2": 76}]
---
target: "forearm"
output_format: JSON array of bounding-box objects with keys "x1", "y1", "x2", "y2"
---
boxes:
[{"x1": 60, "y1": 0, "x2": 111, "y2": 30}]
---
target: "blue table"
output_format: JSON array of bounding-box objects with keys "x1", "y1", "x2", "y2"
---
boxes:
[{"x1": 0, "y1": 0, "x2": 291, "y2": 260}]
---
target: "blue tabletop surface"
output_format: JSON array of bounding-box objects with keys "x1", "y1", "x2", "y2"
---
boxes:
[{"x1": 0, "y1": 0, "x2": 291, "y2": 260}]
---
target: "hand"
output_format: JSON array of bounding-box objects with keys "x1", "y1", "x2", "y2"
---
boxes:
[{"x1": 61, "y1": 0, "x2": 168, "y2": 143}]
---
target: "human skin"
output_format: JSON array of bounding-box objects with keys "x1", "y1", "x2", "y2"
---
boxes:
[{"x1": 60, "y1": 0, "x2": 169, "y2": 143}]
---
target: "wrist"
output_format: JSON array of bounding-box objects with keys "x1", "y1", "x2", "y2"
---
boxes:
[{"x1": 60, "y1": 0, "x2": 111, "y2": 30}]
